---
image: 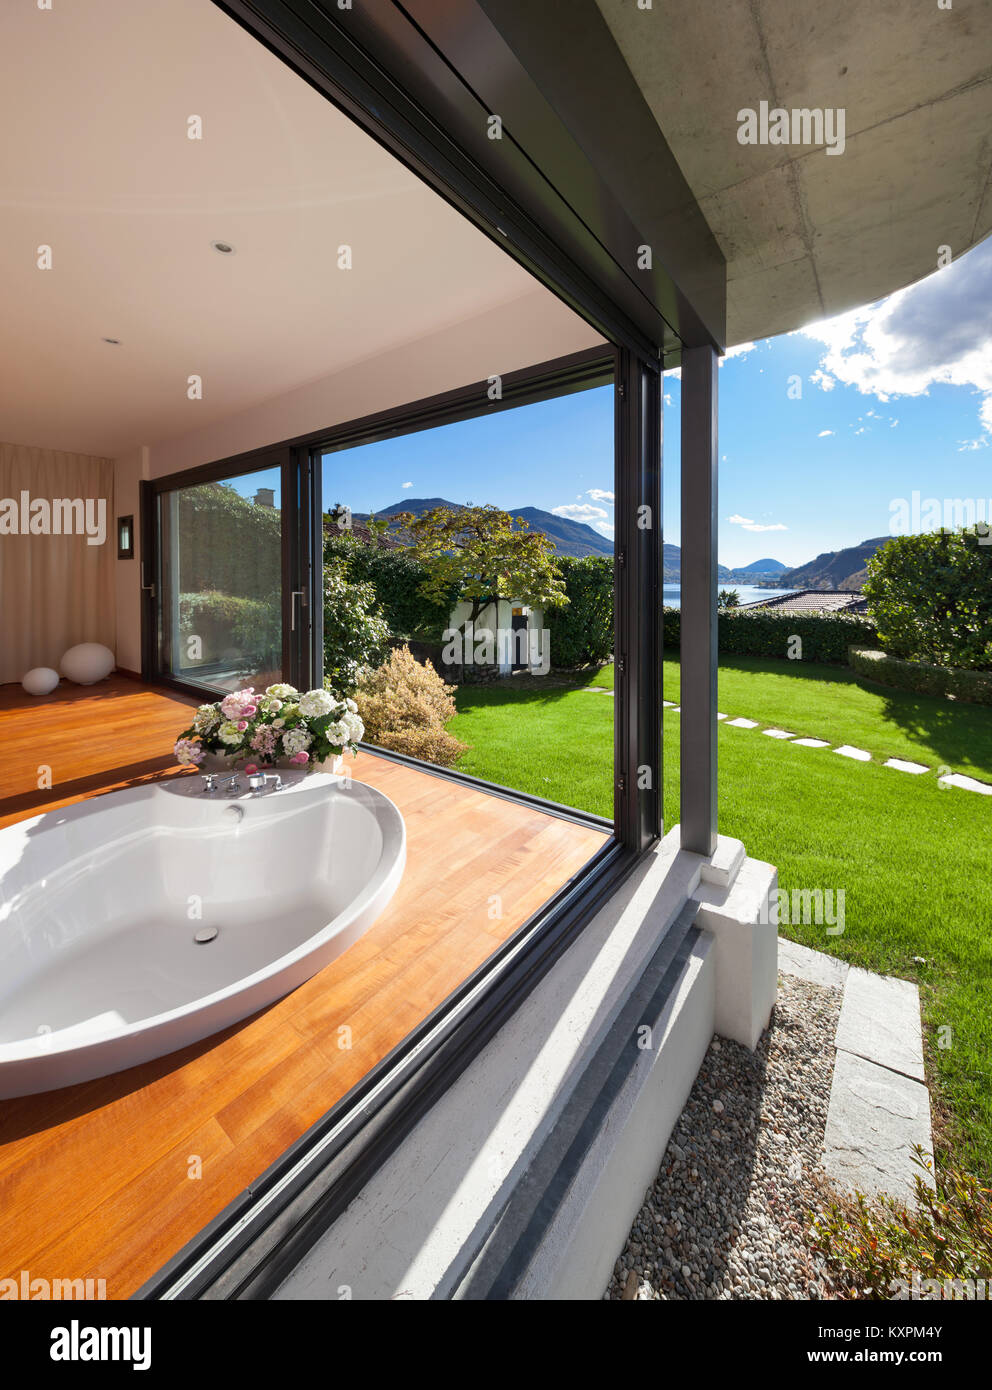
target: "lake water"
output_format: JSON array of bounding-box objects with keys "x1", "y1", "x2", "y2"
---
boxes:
[{"x1": 662, "y1": 585, "x2": 797, "y2": 609}]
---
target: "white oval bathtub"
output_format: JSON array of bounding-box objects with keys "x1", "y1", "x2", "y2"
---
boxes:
[{"x1": 0, "y1": 771, "x2": 405, "y2": 1098}]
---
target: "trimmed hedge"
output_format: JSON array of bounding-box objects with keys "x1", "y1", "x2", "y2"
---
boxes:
[
  {"x1": 544, "y1": 555, "x2": 614, "y2": 669},
  {"x1": 179, "y1": 589, "x2": 280, "y2": 667},
  {"x1": 323, "y1": 532, "x2": 452, "y2": 643},
  {"x1": 177, "y1": 483, "x2": 281, "y2": 601},
  {"x1": 662, "y1": 606, "x2": 877, "y2": 664},
  {"x1": 849, "y1": 647, "x2": 992, "y2": 706}
]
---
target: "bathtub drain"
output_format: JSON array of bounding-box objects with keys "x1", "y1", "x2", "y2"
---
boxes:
[{"x1": 194, "y1": 926, "x2": 219, "y2": 944}]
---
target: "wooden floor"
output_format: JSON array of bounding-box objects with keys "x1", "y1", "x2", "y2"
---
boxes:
[{"x1": 0, "y1": 677, "x2": 606, "y2": 1296}]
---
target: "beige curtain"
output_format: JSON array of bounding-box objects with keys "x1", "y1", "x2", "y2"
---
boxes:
[{"x1": 0, "y1": 442, "x2": 116, "y2": 685}]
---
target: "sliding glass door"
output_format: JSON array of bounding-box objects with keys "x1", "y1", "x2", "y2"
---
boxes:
[{"x1": 149, "y1": 449, "x2": 320, "y2": 697}]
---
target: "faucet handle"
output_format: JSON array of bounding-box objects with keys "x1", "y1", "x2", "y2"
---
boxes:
[
  {"x1": 223, "y1": 773, "x2": 241, "y2": 794},
  {"x1": 200, "y1": 773, "x2": 218, "y2": 794}
]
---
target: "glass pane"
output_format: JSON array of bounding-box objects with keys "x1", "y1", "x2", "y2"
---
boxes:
[
  {"x1": 320, "y1": 384, "x2": 615, "y2": 818},
  {"x1": 159, "y1": 466, "x2": 282, "y2": 692}
]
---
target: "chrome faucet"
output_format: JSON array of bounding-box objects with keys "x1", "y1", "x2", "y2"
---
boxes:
[
  {"x1": 222, "y1": 774, "x2": 241, "y2": 795},
  {"x1": 200, "y1": 773, "x2": 218, "y2": 795},
  {"x1": 247, "y1": 771, "x2": 282, "y2": 795}
]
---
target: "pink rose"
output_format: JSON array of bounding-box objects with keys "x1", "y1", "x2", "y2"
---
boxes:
[
  {"x1": 244, "y1": 763, "x2": 258, "y2": 775},
  {"x1": 291, "y1": 751, "x2": 310, "y2": 765},
  {"x1": 236, "y1": 720, "x2": 248, "y2": 731}
]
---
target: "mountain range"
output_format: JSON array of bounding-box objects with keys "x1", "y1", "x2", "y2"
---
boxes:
[
  {"x1": 351, "y1": 499, "x2": 888, "y2": 590},
  {"x1": 360, "y1": 498, "x2": 614, "y2": 558},
  {"x1": 776, "y1": 537, "x2": 888, "y2": 591},
  {"x1": 356, "y1": 499, "x2": 789, "y2": 577}
]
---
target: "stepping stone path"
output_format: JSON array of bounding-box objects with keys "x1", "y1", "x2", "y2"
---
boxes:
[{"x1": 575, "y1": 683, "x2": 992, "y2": 795}]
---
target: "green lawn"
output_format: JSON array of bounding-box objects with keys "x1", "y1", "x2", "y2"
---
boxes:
[{"x1": 450, "y1": 660, "x2": 992, "y2": 1178}]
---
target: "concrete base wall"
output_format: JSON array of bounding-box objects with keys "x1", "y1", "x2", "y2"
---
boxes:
[{"x1": 275, "y1": 826, "x2": 778, "y2": 1301}]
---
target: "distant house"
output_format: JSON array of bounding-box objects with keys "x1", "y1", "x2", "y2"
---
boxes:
[
  {"x1": 740, "y1": 589, "x2": 869, "y2": 615},
  {"x1": 448, "y1": 598, "x2": 548, "y2": 676}
]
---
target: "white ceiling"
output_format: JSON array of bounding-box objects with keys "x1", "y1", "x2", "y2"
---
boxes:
[{"x1": 0, "y1": 0, "x2": 558, "y2": 458}]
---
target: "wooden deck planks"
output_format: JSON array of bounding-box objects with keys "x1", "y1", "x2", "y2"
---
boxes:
[{"x1": 0, "y1": 677, "x2": 606, "y2": 1295}]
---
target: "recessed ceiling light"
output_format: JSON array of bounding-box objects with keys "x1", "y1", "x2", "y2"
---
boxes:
[
  {"x1": 102, "y1": 337, "x2": 121, "y2": 345},
  {"x1": 211, "y1": 240, "x2": 235, "y2": 255}
]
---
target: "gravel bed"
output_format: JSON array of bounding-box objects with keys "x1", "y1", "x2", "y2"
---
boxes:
[{"x1": 605, "y1": 971, "x2": 844, "y2": 1300}]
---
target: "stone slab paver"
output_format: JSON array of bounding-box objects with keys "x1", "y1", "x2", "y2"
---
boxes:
[
  {"x1": 792, "y1": 738, "x2": 829, "y2": 748},
  {"x1": 885, "y1": 758, "x2": 929, "y2": 774},
  {"x1": 823, "y1": 1050, "x2": 934, "y2": 1202},
  {"x1": 762, "y1": 728, "x2": 795, "y2": 739},
  {"x1": 940, "y1": 772, "x2": 992, "y2": 795},
  {"x1": 778, "y1": 937, "x2": 850, "y2": 990},
  {"x1": 836, "y1": 967, "x2": 925, "y2": 1082},
  {"x1": 834, "y1": 745, "x2": 871, "y2": 762},
  {"x1": 726, "y1": 717, "x2": 758, "y2": 728}
]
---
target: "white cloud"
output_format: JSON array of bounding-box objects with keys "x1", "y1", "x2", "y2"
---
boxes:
[
  {"x1": 587, "y1": 488, "x2": 614, "y2": 503},
  {"x1": 664, "y1": 392, "x2": 674, "y2": 406},
  {"x1": 553, "y1": 503, "x2": 607, "y2": 523},
  {"x1": 401, "y1": 481, "x2": 413, "y2": 489},
  {"x1": 727, "y1": 513, "x2": 788, "y2": 533},
  {"x1": 817, "y1": 429, "x2": 834, "y2": 437},
  {"x1": 593, "y1": 521, "x2": 615, "y2": 540},
  {"x1": 801, "y1": 238, "x2": 992, "y2": 446}
]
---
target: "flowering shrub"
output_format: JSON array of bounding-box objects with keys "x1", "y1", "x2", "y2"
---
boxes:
[
  {"x1": 173, "y1": 683, "x2": 363, "y2": 771},
  {"x1": 355, "y1": 646, "x2": 467, "y2": 769}
]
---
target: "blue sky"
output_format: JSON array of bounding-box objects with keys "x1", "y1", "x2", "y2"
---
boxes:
[{"x1": 242, "y1": 236, "x2": 992, "y2": 572}]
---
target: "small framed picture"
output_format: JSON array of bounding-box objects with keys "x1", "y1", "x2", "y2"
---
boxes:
[{"x1": 117, "y1": 514, "x2": 134, "y2": 559}]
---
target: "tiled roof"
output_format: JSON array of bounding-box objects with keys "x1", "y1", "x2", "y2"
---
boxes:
[{"x1": 739, "y1": 589, "x2": 869, "y2": 614}]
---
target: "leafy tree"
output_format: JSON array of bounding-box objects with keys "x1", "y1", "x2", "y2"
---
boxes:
[
  {"x1": 322, "y1": 558, "x2": 390, "y2": 693},
  {"x1": 718, "y1": 588, "x2": 741, "y2": 608},
  {"x1": 395, "y1": 503, "x2": 568, "y2": 633},
  {"x1": 863, "y1": 528, "x2": 992, "y2": 670}
]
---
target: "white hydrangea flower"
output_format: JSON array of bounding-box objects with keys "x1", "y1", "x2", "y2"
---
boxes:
[
  {"x1": 325, "y1": 720, "x2": 349, "y2": 745},
  {"x1": 282, "y1": 726, "x2": 312, "y2": 755},
  {"x1": 217, "y1": 720, "x2": 244, "y2": 746},
  {"x1": 343, "y1": 712, "x2": 364, "y2": 742},
  {"x1": 193, "y1": 704, "x2": 220, "y2": 733},
  {"x1": 298, "y1": 688, "x2": 336, "y2": 718},
  {"x1": 265, "y1": 683, "x2": 299, "y2": 701}
]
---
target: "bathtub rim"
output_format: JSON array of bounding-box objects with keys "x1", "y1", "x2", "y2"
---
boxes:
[{"x1": 0, "y1": 773, "x2": 405, "y2": 1072}]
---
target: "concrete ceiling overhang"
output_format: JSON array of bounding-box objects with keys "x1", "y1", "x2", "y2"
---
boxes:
[{"x1": 595, "y1": 0, "x2": 992, "y2": 346}]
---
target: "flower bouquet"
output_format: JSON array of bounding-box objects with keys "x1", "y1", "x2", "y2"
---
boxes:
[{"x1": 173, "y1": 683, "x2": 364, "y2": 774}]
